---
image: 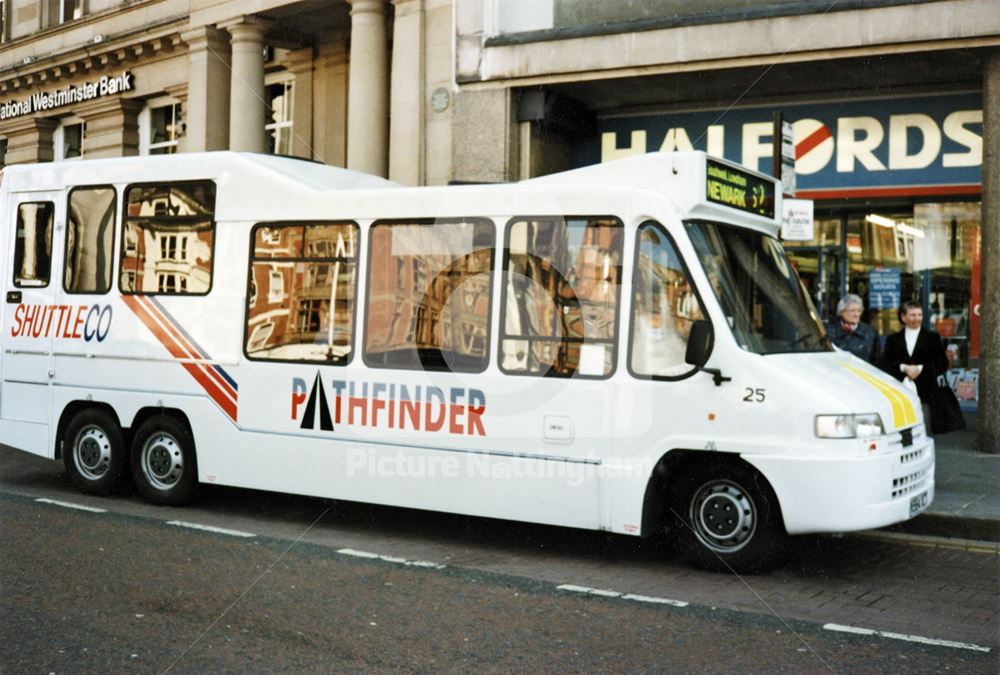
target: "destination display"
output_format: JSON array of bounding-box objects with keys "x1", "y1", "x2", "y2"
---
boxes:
[{"x1": 705, "y1": 159, "x2": 775, "y2": 218}]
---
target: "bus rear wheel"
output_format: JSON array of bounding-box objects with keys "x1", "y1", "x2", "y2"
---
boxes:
[
  {"x1": 63, "y1": 409, "x2": 127, "y2": 494},
  {"x1": 671, "y1": 460, "x2": 785, "y2": 573},
  {"x1": 131, "y1": 415, "x2": 198, "y2": 506}
]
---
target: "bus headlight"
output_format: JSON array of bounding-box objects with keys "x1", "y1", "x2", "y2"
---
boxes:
[{"x1": 815, "y1": 413, "x2": 885, "y2": 439}]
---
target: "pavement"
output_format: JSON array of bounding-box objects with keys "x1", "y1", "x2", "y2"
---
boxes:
[{"x1": 890, "y1": 411, "x2": 1000, "y2": 542}]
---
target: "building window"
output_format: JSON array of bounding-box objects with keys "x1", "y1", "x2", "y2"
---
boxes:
[
  {"x1": 364, "y1": 219, "x2": 495, "y2": 373},
  {"x1": 500, "y1": 217, "x2": 623, "y2": 378},
  {"x1": 54, "y1": 119, "x2": 85, "y2": 161},
  {"x1": 119, "y1": 181, "x2": 216, "y2": 295},
  {"x1": 1, "y1": 1, "x2": 9, "y2": 44},
  {"x1": 246, "y1": 222, "x2": 360, "y2": 364},
  {"x1": 265, "y1": 76, "x2": 294, "y2": 156},
  {"x1": 140, "y1": 99, "x2": 184, "y2": 155},
  {"x1": 65, "y1": 186, "x2": 116, "y2": 294},
  {"x1": 44, "y1": 0, "x2": 83, "y2": 28},
  {"x1": 0, "y1": 138, "x2": 7, "y2": 168}
]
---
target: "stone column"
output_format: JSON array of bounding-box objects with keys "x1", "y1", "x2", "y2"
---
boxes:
[
  {"x1": 78, "y1": 98, "x2": 142, "y2": 158},
  {"x1": 981, "y1": 51, "x2": 1000, "y2": 454},
  {"x1": 313, "y1": 41, "x2": 349, "y2": 167},
  {"x1": 346, "y1": 0, "x2": 389, "y2": 176},
  {"x1": 222, "y1": 17, "x2": 269, "y2": 153},
  {"x1": 181, "y1": 26, "x2": 231, "y2": 152},
  {"x1": 451, "y1": 88, "x2": 519, "y2": 184},
  {"x1": 389, "y1": 0, "x2": 424, "y2": 185},
  {"x1": 2, "y1": 117, "x2": 57, "y2": 164},
  {"x1": 285, "y1": 49, "x2": 315, "y2": 160}
]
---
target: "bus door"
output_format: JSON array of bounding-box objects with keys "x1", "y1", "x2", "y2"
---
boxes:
[{"x1": 2, "y1": 191, "x2": 62, "y2": 428}]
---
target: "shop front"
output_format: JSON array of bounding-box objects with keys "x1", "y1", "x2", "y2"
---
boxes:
[{"x1": 573, "y1": 92, "x2": 983, "y2": 410}]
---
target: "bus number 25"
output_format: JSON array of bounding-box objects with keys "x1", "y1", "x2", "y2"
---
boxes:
[{"x1": 743, "y1": 388, "x2": 766, "y2": 403}]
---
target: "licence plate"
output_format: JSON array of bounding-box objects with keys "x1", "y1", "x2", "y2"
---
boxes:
[{"x1": 909, "y1": 491, "x2": 929, "y2": 517}]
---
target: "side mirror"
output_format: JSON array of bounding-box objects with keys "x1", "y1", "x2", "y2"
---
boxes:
[{"x1": 685, "y1": 320, "x2": 713, "y2": 368}]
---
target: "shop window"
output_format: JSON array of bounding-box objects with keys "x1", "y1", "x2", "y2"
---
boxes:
[
  {"x1": 364, "y1": 219, "x2": 495, "y2": 373},
  {"x1": 500, "y1": 217, "x2": 623, "y2": 378},
  {"x1": 119, "y1": 181, "x2": 216, "y2": 295},
  {"x1": 43, "y1": 0, "x2": 83, "y2": 27},
  {"x1": 265, "y1": 76, "x2": 294, "y2": 156},
  {"x1": 65, "y1": 186, "x2": 116, "y2": 294},
  {"x1": 140, "y1": 99, "x2": 184, "y2": 155},
  {"x1": 14, "y1": 202, "x2": 54, "y2": 287},
  {"x1": 629, "y1": 222, "x2": 706, "y2": 379},
  {"x1": 246, "y1": 222, "x2": 359, "y2": 364},
  {"x1": 54, "y1": 119, "x2": 85, "y2": 161}
]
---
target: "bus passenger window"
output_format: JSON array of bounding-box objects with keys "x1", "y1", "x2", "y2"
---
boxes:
[
  {"x1": 629, "y1": 222, "x2": 705, "y2": 379},
  {"x1": 364, "y1": 219, "x2": 495, "y2": 373},
  {"x1": 245, "y1": 222, "x2": 359, "y2": 364},
  {"x1": 13, "y1": 202, "x2": 54, "y2": 288},
  {"x1": 65, "y1": 187, "x2": 116, "y2": 294},
  {"x1": 119, "y1": 181, "x2": 215, "y2": 295},
  {"x1": 500, "y1": 217, "x2": 623, "y2": 378}
]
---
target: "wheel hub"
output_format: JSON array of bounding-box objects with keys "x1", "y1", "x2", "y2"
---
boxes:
[
  {"x1": 73, "y1": 426, "x2": 111, "y2": 480},
  {"x1": 691, "y1": 480, "x2": 756, "y2": 553},
  {"x1": 141, "y1": 433, "x2": 183, "y2": 490}
]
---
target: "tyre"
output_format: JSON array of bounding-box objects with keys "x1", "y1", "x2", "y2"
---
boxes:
[
  {"x1": 670, "y1": 459, "x2": 786, "y2": 573},
  {"x1": 63, "y1": 408, "x2": 128, "y2": 495},
  {"x1": 130, "y1": 415, "x2": 198, "y2": 505}
]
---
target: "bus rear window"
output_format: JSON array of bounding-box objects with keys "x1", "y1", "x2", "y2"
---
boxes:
[{"x1": 119, "y1": 181, "x2": 216, "y2": 295}]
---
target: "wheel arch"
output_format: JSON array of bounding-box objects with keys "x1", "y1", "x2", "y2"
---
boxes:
[
  {"x1": 640, "y1": 449, "x2": 784, "y2": 537},
  {"x1": 55, "y1": 401, "x2": 122, "y2": 460}
]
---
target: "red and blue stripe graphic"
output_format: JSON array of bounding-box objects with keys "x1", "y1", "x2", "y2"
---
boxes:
[{"x1": 122, "y1": 295, "x2": 238, "y2": 423}]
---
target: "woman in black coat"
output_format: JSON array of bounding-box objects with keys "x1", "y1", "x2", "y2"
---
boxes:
[{"x1": 881, "y1": 300, "x2": 950, "y2": 430}]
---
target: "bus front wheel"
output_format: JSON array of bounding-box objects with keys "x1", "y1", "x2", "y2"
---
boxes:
[
  {"x1": 130, "y1": 415, "x2": 198, "y2": 506},
  {"x1": 63, "y1": 409, "x2": 127, "y2": 494},
  {"x1": 671, "y1": 460, "x2": 786, "y2": 573}
]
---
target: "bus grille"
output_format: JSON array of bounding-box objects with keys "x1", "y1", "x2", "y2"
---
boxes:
[
  {"x1": 892, "y1": 467, "x2": 931, "y2": 499},
  {"x1": 899, "y1": 447, "x2": 926, "y2": 465}
]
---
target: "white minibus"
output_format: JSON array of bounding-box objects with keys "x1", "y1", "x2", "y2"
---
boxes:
[{"x1": 0, "y1": 151, "x2": 933, "y2": 571}]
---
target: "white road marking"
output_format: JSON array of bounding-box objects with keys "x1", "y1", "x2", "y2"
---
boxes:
[
  {"x1": 557, "y1": 584, "x2": 689, "y2": 607},
  {"x1": 823, "y1": 623, "x2": 992, "y2": 653},
  {"x1": 337, "y1": 548, "x2": 447, "y2": 570},
  {"x1": 166, "y1": 521, "x2": 256, "y2": 538},
  {"x1": 35, "y1": 498, "x2": 107, "y2": 513}
]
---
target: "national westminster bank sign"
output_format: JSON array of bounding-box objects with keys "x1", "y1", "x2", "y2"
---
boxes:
[{"x1": 0, "y1": 70, "x2": 133, "y2": 121}]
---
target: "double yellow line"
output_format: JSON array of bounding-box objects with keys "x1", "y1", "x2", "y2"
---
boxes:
[{"x1": 836, "y1": 360, "x2": 918, "y2": 430}]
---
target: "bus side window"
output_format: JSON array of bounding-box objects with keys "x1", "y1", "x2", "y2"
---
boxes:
[
  {"x1": 119, "y1": 181, "x2": 216, "y2": 295},
  {"x1": 245, "y1": 222, "x2": 359, "y2": 364},
  {"x1": 629, "y1": 221, "x2": 706, "y2": 379},
  {"x1": 363, "y1": 219, "x2": 495, "y2": 373},
  {"x1": 65, "y1": 186, "x2": 116, "y2": 294},
  {"x1": 13, "y1": 202, "x2": 55, "y2": 288},
  {"x1": 500, "y1": 217, "x2": 623, "y2": 378}
]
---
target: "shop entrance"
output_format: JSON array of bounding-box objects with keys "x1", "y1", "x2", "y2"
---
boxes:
[{"x1": 783, "y1": 216, "x2": 846, "y2": 324}]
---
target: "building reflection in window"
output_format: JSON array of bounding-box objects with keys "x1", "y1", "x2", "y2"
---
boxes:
[
  {"x1": 501, "y1": 217, "x2": 623, "y2": 378},
  {"x1": 246, "y1": 222, "x2": 359, "y2": 363},
  {"x1": 365, "y1": 219, "x2": 495, "y2": 373},
  {"x1": 119, "y1": 181, "x2": 215, "y2": 295}
]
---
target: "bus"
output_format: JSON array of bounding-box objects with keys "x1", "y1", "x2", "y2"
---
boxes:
[{"x1": 0, "y1": 151, "x2": 933, "y2": 572}]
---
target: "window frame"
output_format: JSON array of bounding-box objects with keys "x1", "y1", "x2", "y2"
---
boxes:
[
  {"x1": 497, "y1": 214, "x2": 625, "y2": 381},
  {"x1": 362, "y1": 217, "x2": 497, "y2": 374},
  {"x1": 243, "y1": 220, "x2": 361, "y2": 366},
  {"x1": 118, "y1": 179, "x2": 217, "y2": 297},
  {"x1": 264, "y1": 73, "x2": 295, "y2": 157},
  {"x1": 12, "y1": 200, "x2": 55, "y2": 288},
  {"x1": 626, "y1": 220, "x2": 714, "y2": 382},
  {"x1": 63, "y1": 184, "x2": 117, "y2": 296},
  {"x1": 139, "y1": 97, "x2": 184, "y2": 156},
  {"x1": 53, "y1": 118, "x2": 85, "y2": 161}
]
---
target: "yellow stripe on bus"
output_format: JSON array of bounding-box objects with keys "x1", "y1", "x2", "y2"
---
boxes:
[{"x1": 836, "y1": 360, "x2": 918, "y2": 429}]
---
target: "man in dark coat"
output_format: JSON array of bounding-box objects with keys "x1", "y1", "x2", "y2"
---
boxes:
[
  {"x1": 881, "y1": 300, "x2": 950, "y2": 431},
  {"x1": 827, "y1": 293, "x2": 879, "y2": 364}
]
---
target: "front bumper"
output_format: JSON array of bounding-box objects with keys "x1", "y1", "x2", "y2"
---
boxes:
[{"x1": 743, "y1": 431, "x2": 935, "y2": 536}]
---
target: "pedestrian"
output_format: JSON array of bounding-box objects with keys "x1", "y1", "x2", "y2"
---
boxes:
[
  {"x1": 881, "y1": 300, "x2": 963, "y2": 434},
  {"x1": 826, "y1": 293, "x2": 879, "y2": 364}
]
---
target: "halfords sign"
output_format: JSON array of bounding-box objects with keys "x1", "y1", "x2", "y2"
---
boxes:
[
  {"x1": 0, "y1": 71, "x2": 133, "y2": 122},
  {"x1": 575, "y1": 93, "x2": 982, "y2": 198}
]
